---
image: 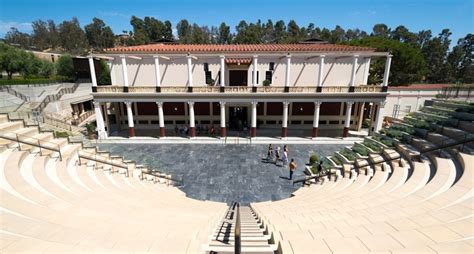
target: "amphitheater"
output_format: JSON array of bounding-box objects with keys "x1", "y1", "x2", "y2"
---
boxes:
[{"x1": 0, "y1": 98, "x2": 473, "y2": 253}]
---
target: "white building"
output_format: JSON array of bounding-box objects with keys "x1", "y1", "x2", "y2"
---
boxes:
[{"x1": 89, "y1": 42, "x2": 392, "y2": 139}]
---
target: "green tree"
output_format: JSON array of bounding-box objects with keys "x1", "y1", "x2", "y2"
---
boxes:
[
  {"x1": 273, "y1": 20, "x2": 286, "y2": 43},
  {"x1": 31, "y1": 19, "x2": 50, "y2": 50},
  {"x1": 163, "y1": 20, "x2": 173, "y2": 40},
  {"x1": 0, "y1": 42, "x2": 26, "y2": 79},
  {"x1": 391, "y1": 25, "x2": 417, "y2": 46},
  {"x1": 85, "y1": 18, "x2": 115, "y2": 50},
  {"x1": 47, "y1": 20, "x2": 60, "y2": 49},
  {"x1": 4, "y1": 28, "x2": 31, "y2": 49},
  {"x1": 58, "y1": 18, "x2": 89, "y2": 54},
  {"x1": 285, "y1": 20, "x2": 303, "y2": 43},
  {"x1": 217, "y1": 22, "x2": 231, "y2": 44},
  {"x1": 130, "y1": 16, "x2": 149, "y2": 45},
  {"x1": 55, "y1": 54, "x2": 75, "y2": 81},
  {"x1": 38, "y1": 60, "x2": 55, "y2": 78},
  {"x1": 330, "y1": 25, "x2": 346, "y2": 43},
  {"x1": 372, "y1": 24, "x2": 390, "y2": 37},
  {"x1": 422, "y1": 29, "x2": 452, "y2": 82},
  {"x1": 447, "y1": 34, "x2": 473, "y2": 83},
  {"x1": 176, "y1": 19, "x2": 192, "y2": 43},
  {"x1": 98, "y1": 59, "x2": 111, "y2": 85},
  {"x1": 349, "y1": 37, "x2": 426, "y2": 85}
]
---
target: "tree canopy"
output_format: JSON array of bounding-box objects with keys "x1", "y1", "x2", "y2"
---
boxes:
[{"x1": 1, "y1": 16, "x2": 472, "y2": 85}]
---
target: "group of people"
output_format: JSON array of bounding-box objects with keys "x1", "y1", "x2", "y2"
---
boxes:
[
  {"x1": 174, "y1": 124, "x2": 216, "y2": 136},
  {"x1": 267, "y1": 144, "x2": 298, "y2": 180}
]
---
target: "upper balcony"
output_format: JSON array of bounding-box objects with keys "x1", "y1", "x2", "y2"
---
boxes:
[{"x1": 94, "y1": 85, "x2": 387, "y2": 94}]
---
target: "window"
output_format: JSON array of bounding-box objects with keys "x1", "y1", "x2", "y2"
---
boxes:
[
  {"x1": 205, "y1": 71, "x2": 212, "y2": 84},
  {"x1": 265, "y1": 71, "x2": 272, "y2": 84}
]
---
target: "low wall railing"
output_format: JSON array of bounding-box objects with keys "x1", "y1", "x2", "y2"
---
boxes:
[{"x1": 95, "y1": 85, "x2": 385, "y2": 94}]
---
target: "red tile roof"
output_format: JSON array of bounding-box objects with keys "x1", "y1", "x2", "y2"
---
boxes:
[
  {"x1": 104, "y1": 43, "x2": 375, "y2": 54},
  {"x1": 388, "y1": 84, "x2": 452, "y2": 90},
  {"x1": 225, "y1": 57, "x2": 252, "y2": 64}
]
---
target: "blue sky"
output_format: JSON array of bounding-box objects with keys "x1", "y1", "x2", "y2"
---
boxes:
[{"x1": 0, "y1": 0, "x2": 472, "y2": 46}]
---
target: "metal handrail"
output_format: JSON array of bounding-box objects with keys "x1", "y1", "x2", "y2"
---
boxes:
[
  {"x1": 294, "y1": 134, "x2": 474, "y2": 186},
  {"x1": 0, "y1": 133, "x2": 62, "y2": 161},
  {"x1": 141, "y1": 170, "x2": 183, "y2": 186},
  {"x1": 234, "y1": 202, "x2": 241, "y2": 254}
]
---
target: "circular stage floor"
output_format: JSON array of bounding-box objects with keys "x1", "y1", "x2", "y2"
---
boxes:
[{"x1": 98, "y1": 143, "x2": 346, "y2": 204}]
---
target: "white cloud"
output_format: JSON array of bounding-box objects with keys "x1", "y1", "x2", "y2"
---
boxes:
[
  {"x1": 0, "y1": 20, "x2": 32, "y2": 35},
  {"x1": 99, "y1": 11, "x2": 130, "y2": 19}
]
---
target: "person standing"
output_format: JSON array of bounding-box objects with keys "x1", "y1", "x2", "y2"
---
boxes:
[
  {"x1": 289, "y1": 158, "x2": 297, "y2": 180},
  {"x1": 282, "y1": 149, "x2": 288, "y2": 167}
]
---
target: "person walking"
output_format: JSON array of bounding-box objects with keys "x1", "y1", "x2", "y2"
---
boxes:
[
  {"x1": 275, "y1": 146, "x2": 281, "y2": 165},
  {"x1": 267, "y1": 144, "x2": 273, "y2": 161},
  {"x1": 289, "y1": 158, "x2": 297, "y2": 180}
]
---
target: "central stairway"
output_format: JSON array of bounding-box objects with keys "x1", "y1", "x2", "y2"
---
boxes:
[{"x1": 205, "y1": 203, "x2": 277, "y2": 254}]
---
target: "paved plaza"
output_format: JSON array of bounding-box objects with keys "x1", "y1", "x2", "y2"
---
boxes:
[{"x1": 98, "y1": 143, "x2": 347, "y2": 204}]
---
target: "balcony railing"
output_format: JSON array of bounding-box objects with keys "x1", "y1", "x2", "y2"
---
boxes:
[{"x1": 95, "y1": 85, "x2": 385, "y2": 94}]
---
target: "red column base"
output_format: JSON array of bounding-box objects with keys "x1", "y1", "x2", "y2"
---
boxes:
[
  {"x1": 129, "y1": 127, "x2": 135, "y2": 138},
  {"x1": 250, "y1": 127, "x2": 256, "y2": 138},
  {"x1": 343, "y1": 127, "x2": 349, "y2": 138},
  {"x1": 281, "y1": 127, "x2": 288, "y2": 138},
  {"x1": 189, "y1": 127, "x2": 196, "y2": 138},
  {"x1": 159, "y1": 127, "x2": 165, "y2": 137},
  {"x1": 312, "y1": 127, "x2": 319, "y2": 138},
  {"x1": 220, "y1": 127, "x2": 226, "y2": 138}
]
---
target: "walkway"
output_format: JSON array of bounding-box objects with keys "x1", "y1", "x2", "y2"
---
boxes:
[{"x1": 98, "y1": 143, "x2": 348, "y2": 204}]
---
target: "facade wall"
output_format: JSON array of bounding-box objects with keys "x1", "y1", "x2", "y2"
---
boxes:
[
  {"x1": 110, "y1": 55, "x2": 370, "y2": 87},
  {"x1": 385, "y1": 89, "x2": 440, "y2": 119},
  {"x1": 111, "y1": 102, "x2": 362, "y2": 132}
]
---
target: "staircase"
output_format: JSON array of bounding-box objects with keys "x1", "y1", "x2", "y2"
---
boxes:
[{"x1": 205, "y1": 203, "x2": 277, "y2": 254}]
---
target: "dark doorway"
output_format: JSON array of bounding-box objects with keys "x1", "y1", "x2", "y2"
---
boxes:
[
  {"x1": 229, "y1": 106, "x2": 248, "y2": 130},
  {"x1": 229, "y1": 70, "x2": 248, "y2": 86}
]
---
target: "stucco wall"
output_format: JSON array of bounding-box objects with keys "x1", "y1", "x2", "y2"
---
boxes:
[{"x1": 110, "y1": 55, "x2": 370, "y2": 87}]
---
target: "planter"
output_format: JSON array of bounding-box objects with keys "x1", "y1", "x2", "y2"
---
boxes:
[
  {"x1": 335, "y1": 151, "x2": 353, "y2": 164},
  {"x1": 327, "y1": 156, "x2": 342, "y2": 168}
]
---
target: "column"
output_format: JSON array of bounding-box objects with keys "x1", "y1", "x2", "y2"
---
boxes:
[
  {"x1": 363, "y1": 58, "x2": 371, "y2": 85},
  {"x1": 154, "y1": 55, "x2": 161, "y2": 87},
  {"x1": 374, "y1": 102, "x2": 386, "y2": 133},
  {"x1": 250, "y1": 101, "x2": 257, "y2": 138},
  {"x1": 125, "y1": 101, "x2": 135, "y2": 137},
  {"x1": 312, "y1": 101, "x2": 321, "y2": 138},
  {"x1": 382, "y1": 55, "x2": 392, "y2": 87},
  {"x1": 318, "y1": 55, "x2": 325, "y2": 87},
  {"x1": 343, "y1": 101, "x2": 354, "y2": 138},
  {"x1": 156, "y1": 102, "x2": 165, "y2": 138},
  {"x1": 350, "y1": 55, "x2": 359, "y2": 87},
  {"x1": 281, "y1": 101, "x2": 290, "y2": 138},
  {"x1": 88, "y1": 57, "x2": 97, "y2": 88},
  {"x1": 285, "y1": 54, "x2": 291, "y2": 87},
  {"x1": 188, "y1": 101, "x2": 195, "y2": 137},
  {"x1": 93, "y1": 101, "x2": 108, "y2": 139},
  {"x1": 252, "y1": 55, "x2": 258, "y2": 86},
  {"x1": 220, "y1": 55, "x2": 225, "y2": 87},
  {"x1": 187, "y1": 55, "x2": 193, "y2": 87},
  {"x1": 121, "y1": 56, "x2": 129, "y2": 87},
  {"x1": 219, "y1": 101, "x2": 226, "y2": 137}
]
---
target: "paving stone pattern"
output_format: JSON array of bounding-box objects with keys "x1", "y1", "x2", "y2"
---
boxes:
[{"x1": 99, "y1": 143, "x2": 346, "y2": 204}]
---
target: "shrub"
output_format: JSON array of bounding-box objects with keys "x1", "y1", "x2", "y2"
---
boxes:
[
  {"x1": 262, "y1": 79, "x2": 271, "y2": 86},
  {"x1": 339, "y1": 149, "x2": 357, "y2": 161},
  {"x1": 56, "y1": 54, "x2": 75, "y2": 81},
  {"x1": 54, "y1": 131, "x2": 70, "y2": 138},
  {"x1": 309, "y1": 154, "x2": 319, "y2": 164}
]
